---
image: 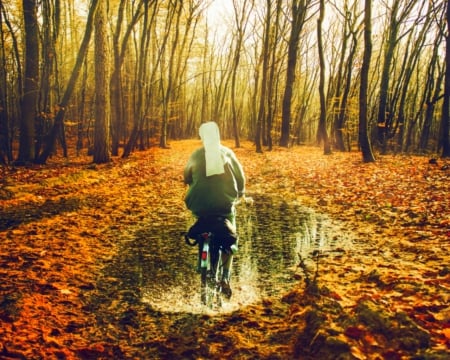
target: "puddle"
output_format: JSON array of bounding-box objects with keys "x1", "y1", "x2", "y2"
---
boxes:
[{"x1": 129, "y1": 195, "x2": 354, "y2": 313}]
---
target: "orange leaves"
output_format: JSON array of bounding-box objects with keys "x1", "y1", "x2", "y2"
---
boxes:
[{"x1": 0, "y1": 140, "x2": 449, "y2": 359}]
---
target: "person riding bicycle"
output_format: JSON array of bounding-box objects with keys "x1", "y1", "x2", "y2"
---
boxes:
[{"x1": 184, "y1": 121, "x2": 245, "y2": 298}]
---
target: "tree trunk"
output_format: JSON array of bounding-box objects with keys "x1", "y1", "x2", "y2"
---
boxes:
[
  {"x1": 331, "y1": 7, "x2": 350, "y2": 152},
  {"x1": 110, "y1": 1, "x2": 126, "y2": 157},
  {"x1": 334, "y1": 22, "x2": 358, "y2": 152},
  {"x1": 255, "y1": 0, "x2": 272, "y2": 153},
  {"x1": 395, "y1": 3, "x2": 431, "y2": 151},
  {"x1": 441, "y1": 0, "x2": 450, "y2": 157},
  {"x1": 376, "y1": 26, "x2": 397, "y2": 151},
  {"x1": 17, "y1": 0, "x2": 39, "y2": 164},
  {"x1": 316, "y1": 0, "x2": 331, "y2": 155},
  {"x1": 93, "y1": 0, "x2": 110, "y2": 164},
  {"x1": 280, "y1": 1, "x2": 309, "y2": 147},
  {"x1": 0, "y1": 6, "x2": 11, "y2": 163},
  {"x1": 123, "y1": 1, "x2": 157, "y2": 157},
  {"x1": 111, "y1": 0, "x2": 145, "y2": 156},
  {"x1": 160, "y1": 2, "x2": 182, "y2": 149},
  {"x1": 230, "y1": 0, "x2": 252, "y2": 148},
  {"x1": 36, "y1": 0, "x2": 99, "y2": 164},
  {"x1": 419, "y1": 47, "x2": 444, "y2": 152},
  {"x1": 77, "y1": 59, "x2": 88, "y2": 155},
  {"x1": 1, "y1": 3, "x2": 23, "y2": 163},
  {"x1": 376, "y1": 0, "x2": 416, "y2": 151},
  {"x1": 265, "y1": 0, "x2": 282, "y2": 151},
  {"x1": 359, "y1": 0, "x2": 375, "y2": 163}
]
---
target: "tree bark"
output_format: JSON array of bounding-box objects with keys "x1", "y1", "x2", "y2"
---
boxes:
[
  {"x1": 17, "y1": 0, "x2": 39, "y2": 164},
  {"x1": 230, "y1": 0, "x2": 252, "y2": 148},
  {"x1": 255, "y1": 0, "x2": 272, "y2": 153},
  {"x1": 442, "y1": 0, "x2": 450, "y2": 157},
  {"x1": 93, "y1": 1, "x2": 110, "y2": 164},
  {"x1": 36, "y1": 0, "x2": 99, "y2": 164},
  {"x1": 359, "y1": 0, "x2": 375, "y2": 162},
  {"x1": 376, "y1": 0, "x2": 416, "y2": 151},
  {"x1": 316, "y1": 0, "x2": 331, "y2": 155},
  {"x1": 0, "y1": 3, "x2": 13, "y2": 163},
  {"x1": 280, "y1": 0, "x2": 310, "y2": 147},
  {"x1": 110, "y1": 0, "x2": 145, "y2": 156}
]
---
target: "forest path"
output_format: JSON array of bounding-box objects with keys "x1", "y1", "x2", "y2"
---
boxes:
[{"x1": 0, "y1": 140, "x2": 449, "y2": 359}]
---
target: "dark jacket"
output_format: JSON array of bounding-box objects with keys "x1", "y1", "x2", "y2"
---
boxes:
[{"x1": 184, "y1": 146, "x2": 245, "y2": 217}]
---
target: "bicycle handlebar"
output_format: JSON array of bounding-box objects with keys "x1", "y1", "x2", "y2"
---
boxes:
[
  {"x1": 236, "y1": 195, "x2": 254, "y2": 206},
  {"x1": 184, "y1": 196, "x2": 252, "y2": 247},
  {"x1": 185, "y1": 234, "x2": 198, "y2": 246}
]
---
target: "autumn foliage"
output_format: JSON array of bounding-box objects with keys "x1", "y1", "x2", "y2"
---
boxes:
[{"x1": 0, "y1": 140, "x2": 449, "y2": 359}]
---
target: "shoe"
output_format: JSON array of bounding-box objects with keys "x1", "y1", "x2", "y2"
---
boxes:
[{"x1": 221, "y1": 279, "x2": 232, "y2": 299}]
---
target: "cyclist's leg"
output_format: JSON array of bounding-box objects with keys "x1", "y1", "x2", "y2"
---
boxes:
[
  {"x1": 221, "y1": 208, "x2": 237, "y2": 298},
  {"x1": 221, "y1": 207, "x2": 236, "y2": 276}
]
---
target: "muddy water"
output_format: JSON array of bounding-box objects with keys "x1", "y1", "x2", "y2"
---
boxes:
[{"x1": 108, "y1": 195, "x2": 353, "y2": 314}]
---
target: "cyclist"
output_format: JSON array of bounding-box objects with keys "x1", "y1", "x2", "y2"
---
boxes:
[{"x1": 184, "y1": 121, "x2": 246, "y2": 298}]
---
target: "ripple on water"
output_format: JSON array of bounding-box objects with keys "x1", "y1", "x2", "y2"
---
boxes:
[{"x1": 114, "y1": 195, "x2": 354, "y2": 313}]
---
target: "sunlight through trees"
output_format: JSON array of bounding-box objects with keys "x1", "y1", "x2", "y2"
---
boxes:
[{"x1": 0, "y1": 0, "x2": 449, "y2": 164}]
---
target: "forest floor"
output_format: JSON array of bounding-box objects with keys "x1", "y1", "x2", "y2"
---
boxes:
[{"x1": 0, "y1": 139, "x2": 449, "y2": 360}]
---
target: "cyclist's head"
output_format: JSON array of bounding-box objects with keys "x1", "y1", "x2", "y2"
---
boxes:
[
  {"x1": 199, "y1": 121, "x2": 224, "y2": 177},
  {"x1": 199, "y1": 121, "x2": 220, "y2": 146}
]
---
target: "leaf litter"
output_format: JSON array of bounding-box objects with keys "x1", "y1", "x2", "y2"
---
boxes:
[{"x1": 0, "y1": 140, "x2": 449, "y2": 359}]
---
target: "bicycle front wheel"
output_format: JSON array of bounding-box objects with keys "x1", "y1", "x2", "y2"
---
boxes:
[{"x1": 200, "y1": 257, "x2": 223, "y2": 308}]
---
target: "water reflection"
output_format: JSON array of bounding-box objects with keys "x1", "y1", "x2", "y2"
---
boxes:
[
  {"x1": 134, "y1": 195, "x2": 352, "y2": 312},
  {"x1": 233, "y1": 196, "x2": 345, "y2": 299}
]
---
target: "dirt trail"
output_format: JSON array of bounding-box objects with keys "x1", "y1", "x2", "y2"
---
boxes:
[{"x1": 0, "y1": 140, "x2": 449, "y2": 359}]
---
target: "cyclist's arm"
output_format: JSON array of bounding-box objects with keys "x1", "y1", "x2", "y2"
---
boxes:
[
  {"x1": 230, "y1": 155, "x2": 245, "y2": 197},
  {"x1": 184, "y1": 161, "x2": 193, "y2": 184}
]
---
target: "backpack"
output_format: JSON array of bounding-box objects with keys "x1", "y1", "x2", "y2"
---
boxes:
[{"x1": 187, "y1": 216, "x2": 237, "y2": 250}]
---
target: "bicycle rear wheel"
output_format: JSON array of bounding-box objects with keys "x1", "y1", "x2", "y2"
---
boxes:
[{"x1": 200, "y1": 246, "x2": 223, "y2": 308}]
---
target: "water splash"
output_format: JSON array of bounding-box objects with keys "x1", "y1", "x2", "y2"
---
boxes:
[{"x1": 136, "y1": 195, "x2": 353, "y2": 313}]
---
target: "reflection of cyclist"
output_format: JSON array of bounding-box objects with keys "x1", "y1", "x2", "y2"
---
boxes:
[{"x1": 184, "y1": 121, "x2": 245, "y2": 298}]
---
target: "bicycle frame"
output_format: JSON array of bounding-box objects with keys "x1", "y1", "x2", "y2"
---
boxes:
[
  {"x1": 199, "y1": 232, "x2": 223, "y2": 307},
  {"x1": 185, "y1": 231, "x2": 223, "y2": 308}
]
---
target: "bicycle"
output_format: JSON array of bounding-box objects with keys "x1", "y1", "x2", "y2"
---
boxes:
[{"x1": 185, "y1": 216, "x2": 236, "y2": 308}]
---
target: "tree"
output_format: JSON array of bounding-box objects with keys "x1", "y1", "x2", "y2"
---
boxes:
[
  {"x1": 403, "y1": 23, "x2": 445, "y2": 153},
  {"x1": 279, "y1": 0, "x2": 312, "y2": 147},
  {"x1": 2, "y1": 0, "x2": 449, "y2": 161},
  {"x1": 93, "y1": 0, "x2": 110, "y2": 164},
  {"x1": 0, "y1": 2, "x2": 13, "y2": 163},
  {"x1": 376, "y1": 0, "x2": 417, "y2": 151},
  {"x1": 123, "y1": 0, "x2": 157, "y2": 157},
  {"x1": 230, "y1": 0, "x2": 253, "y2": 148},
  {"x1": 394, "y1": 2, "x2": 435, "y2": 151},
  {"x1": 159, "y1": 1, "x2": 201, "y2": 148},
  {"x1": 265, "y1": 0, "x2": 284, "y2": 150},
  {"x1": 37, "y1": 0, "x2": 61, "y2": 157},
  {"x1": 16, "y1": 0, "x2": 39, "y2": 164},
  {"x1": 330, "y1": 0, "x2": 361, "y2": 151},
  {"x1": 359, "y1": 0, "x2": 375, "y2": 162},
  {"x1": 441, "y1": 0, "x2": 450, "y2": 157},
  {"x1": 255, "y1": 0, "x2": 272, "y2": 153},
  {"x1": 159, "y1": 1, "x2": 182, "y2": 149},
  {"x1": 110, "y1": 0, "x2": 145, "y2": 156},
  {"x1": 36, "y1": 0, "x2": 99, "y2": 164},
  {"x1": 412, "y1": 29, "x2": 444, "y2": 153},
  {"x1": 316, "y1": 0, "x2": 331, "y2": 154}
]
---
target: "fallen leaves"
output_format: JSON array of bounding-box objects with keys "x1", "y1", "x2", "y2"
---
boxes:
[{"x1": 0, "y1": 140, "x2": 449, "y2": 358}]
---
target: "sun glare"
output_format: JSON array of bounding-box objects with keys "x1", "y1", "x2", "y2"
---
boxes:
[{"x1": 206, "y1": 0, "x2": 234, "y2": 39}]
